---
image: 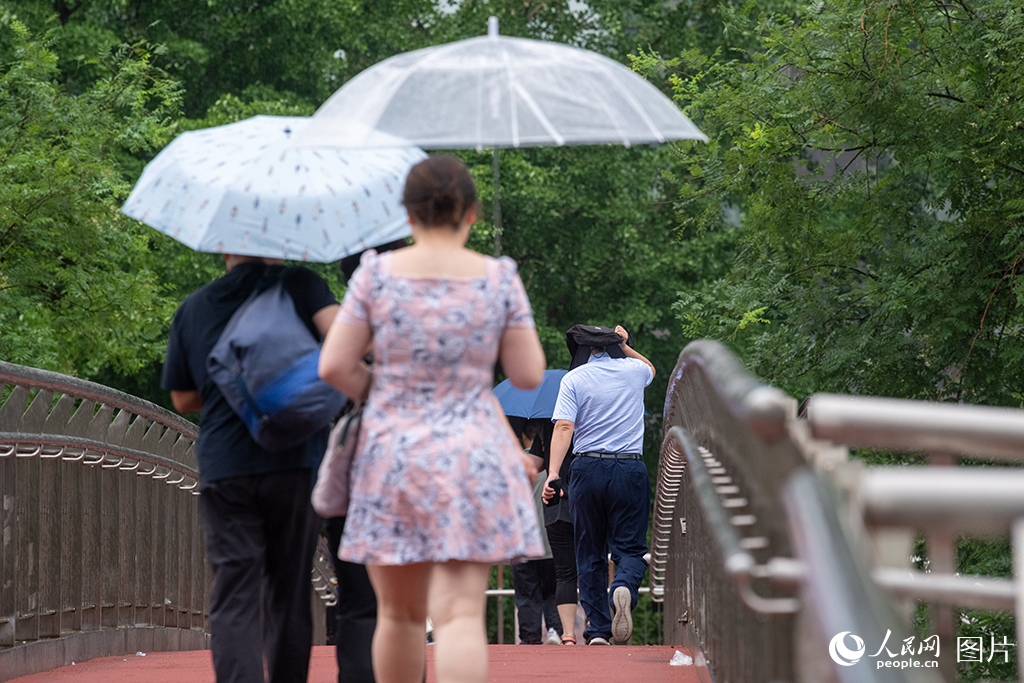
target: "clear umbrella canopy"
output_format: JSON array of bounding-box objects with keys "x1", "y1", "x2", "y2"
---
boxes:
[
  {"x1": 122, "y1": 116, "x2": 426, "y2": 262},
  {"x1": 294, "y1": 18, "x2": 706, "y2": 151}
]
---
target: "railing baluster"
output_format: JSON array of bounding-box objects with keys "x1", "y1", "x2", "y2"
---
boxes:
[
  {"x1": 119, "y1": 464, "x2": 136, "y2": 629},
  {"x1": 100, "y1": 449, "x2": 119, "y2": 629},
  {"x1": 15, "y1": 452, "x2": 39, "y2": 643},
  {"x1": 81, "y1": 447, "x2": 101, "y2": 632},
  {"x1": 38, "y1": 451, "x2": 61, "y2": 638},
  {"x1": 0, "y1": 448, "x2": 14, "y2": 648},
  {"x1": 62, "y1": 458, "x2": 83, "y2": 633},
  {"x1": 136, "y1": 465, "x2": 153, "y2": 629}
]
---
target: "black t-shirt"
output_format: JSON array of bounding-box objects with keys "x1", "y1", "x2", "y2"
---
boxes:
[{"x1": 161, "y1": 262, "x2": 338, "y2": 483}]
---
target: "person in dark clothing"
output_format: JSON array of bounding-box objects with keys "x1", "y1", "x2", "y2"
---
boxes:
[
  {"x1": 162, "y1": 253, "x2": 338, "y2": 683},
  {"x1": 509, "y1": 422, "x2": 561, "y2": 644},
  {"x1": 544, "y1": 453, "x2": 579, "y2": 645},
  {"x1": 324, "y1": 517, "x2": 378, "y2": 682}
]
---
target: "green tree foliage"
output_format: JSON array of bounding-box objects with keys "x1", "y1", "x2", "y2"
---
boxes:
[
  {"x1": 0, "y1": 23, "x2": 180, "y2": 376},
  {"x1": 0, "y1": 1, "x2": 736, "y2": 403},
  {"x1": 1, "y1": 0, "x2": 446, "y2": 115},
  {"x1": 643, "y1": 0, "x2": 1023, "y2": 673},
  {"x1": 645, "y1": 0, "x2": 1024, "y2": 407},
  {"x1": 0, "y1": 0, "x2": 766, "y2": 115},
  {"x1": 462, "y1": 145, "x2": 731, "y2": 422}
]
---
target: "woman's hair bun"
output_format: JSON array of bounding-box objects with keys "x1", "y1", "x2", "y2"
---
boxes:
[{"x1": 402, "y1": 155, "x2": 478, "y2": 230}]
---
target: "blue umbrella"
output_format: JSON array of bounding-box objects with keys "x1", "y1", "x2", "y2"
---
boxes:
[{"x1": 493, "y1": 369, "x2": 567, "y2": 419}]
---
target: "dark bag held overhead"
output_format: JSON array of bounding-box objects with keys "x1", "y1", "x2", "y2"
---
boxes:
[
  {"x1": 564, "y1": 324, "x2": 634, "y2": 370},
  {"x1": 207, "y1": 271, "x2": 346, "y2": 452}
]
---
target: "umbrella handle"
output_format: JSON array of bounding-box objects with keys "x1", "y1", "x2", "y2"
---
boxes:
[{"x1": 492, "y1": 147, "x2": 502, "y2": 256}]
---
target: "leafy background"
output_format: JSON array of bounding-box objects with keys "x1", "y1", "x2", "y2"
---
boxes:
[{"x1": 2, "y1": 0, "x2": 1022, "y2": 673}]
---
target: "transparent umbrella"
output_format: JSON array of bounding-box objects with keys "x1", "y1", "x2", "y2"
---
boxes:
[
  {"x1": 295, "y1": 17, "x2": 706, "y2": 253},
  {"x1": 297, "y1": 17, "x2": 705, "y2": 150},
  {"x1": 122, "y1": 116, "x2": 426, "y2": 262}
]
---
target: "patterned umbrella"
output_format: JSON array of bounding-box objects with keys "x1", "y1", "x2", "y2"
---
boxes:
[{"x1": 122, "y1": 116, "x2": 426, "y2": 262}]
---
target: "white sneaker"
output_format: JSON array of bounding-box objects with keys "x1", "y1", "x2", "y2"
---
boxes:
[
  {"x1": 588, "y1": 636, "x2": 610, "y2": 646},
  {"x1": 544, "y1": 628, "x2": 561, "y2": 645},
  {"x1": 611, "y1": 586, "x2": 633, "y2": 643}
]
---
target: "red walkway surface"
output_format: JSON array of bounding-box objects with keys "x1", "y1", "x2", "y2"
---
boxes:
[{"x1": 9, "y1": 645, "x2": 700, "y2": 683}]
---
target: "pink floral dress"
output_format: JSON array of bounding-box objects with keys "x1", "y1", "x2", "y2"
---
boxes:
[{"x1": 336, "y1": 249, "x2": 544, "y2": 565}]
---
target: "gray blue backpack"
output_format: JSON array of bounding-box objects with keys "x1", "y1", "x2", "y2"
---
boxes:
[{"x1": 207, "y1": 273, "x2": 346, "y2": 451}]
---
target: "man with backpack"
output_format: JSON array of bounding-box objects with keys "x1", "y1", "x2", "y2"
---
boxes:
[
  {"x1": 543, "y1": 324, "x2": 655, "y2": 646},
  {"x1": 162, "y1": 253, "x2": 338, "y2": 683}
]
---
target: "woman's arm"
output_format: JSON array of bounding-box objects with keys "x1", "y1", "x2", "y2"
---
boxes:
[
  {"x1": 498, "y1": 327, "x2": 546, "y2": 391},
  {"x1": 318, "y1": 319, "x2": 374, "y2": 402}
]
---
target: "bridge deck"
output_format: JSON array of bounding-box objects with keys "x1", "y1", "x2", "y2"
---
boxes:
[{"x1": 8, "y1": 645, "x2": 698, "y2": 683}]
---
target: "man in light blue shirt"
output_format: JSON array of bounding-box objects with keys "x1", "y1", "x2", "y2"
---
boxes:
[{"x1": 544, "y1": 325, "x2": 655, "y2": 645}]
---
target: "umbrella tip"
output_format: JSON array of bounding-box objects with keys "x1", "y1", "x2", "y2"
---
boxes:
[{"x1": 488, "y1": 15, "x2": 499, "y2": 37}]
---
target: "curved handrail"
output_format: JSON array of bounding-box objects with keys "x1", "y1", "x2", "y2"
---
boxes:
[
  {"x1": 0, "y1": 361, "x2": 198, "y2": 439},
  {"x1": 0, "y1": 362, "x2": 337, "y2": 681},
  {"x1": 0, "y1": 432, "x2": 199, "y2": 490},
  {"x1": 652, "y1": 340, "x2": 803, "y2": 606},
  {"x1": 807, "y1": 392, "x2": 1024, "y2": 461},
  {"x1": 784, "y1": 469, "x2": 943, "y2": 683},
  {"x1": 663, "y1": 426, "x2": 800, "y2": 614},
  {"x1": 654, "y1": 340, "x2": 803, "y2": 682},
  {"x1": 655, "y1": 340, "x2": 940, "y2": 683}
]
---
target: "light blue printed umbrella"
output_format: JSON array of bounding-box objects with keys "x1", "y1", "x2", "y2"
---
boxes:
[{"x1": 122, "y1": 116, "x2": 426, "y2": 262}]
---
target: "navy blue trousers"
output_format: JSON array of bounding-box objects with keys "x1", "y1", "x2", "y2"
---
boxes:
[{"x1": 568, "y1": 456, "x2": 650, "y2": 641}]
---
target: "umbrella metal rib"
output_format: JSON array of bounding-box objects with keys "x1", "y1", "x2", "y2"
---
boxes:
[
  {"x1": 495, "y1": 35, "x2": 523, "y2": 149},
  {"x1": 590, "y1": 58, "x2": 666, "y2": 146},
  {"x1": 362, "y1": 39, "x2": 469, "y2": 134}
]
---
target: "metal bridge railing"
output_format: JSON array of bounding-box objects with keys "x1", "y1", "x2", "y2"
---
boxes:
[
  {"x1": 652, "y1": 340, "x2": 945, "y2": 683},
  {"x1": 0, "y1": 361, "x2": 336, "y2": 682},
  {"x1": 805, "y1": 393, "x2": 1024, "y2": 682}
]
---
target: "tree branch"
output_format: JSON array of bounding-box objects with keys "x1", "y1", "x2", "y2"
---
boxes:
[
  {"x1": 938, "y1": 253, "x2": 1024, "y2": 400},
  {"x1": 997, "y1": 162, "x2": 1024, "y2": 178},
  {"x1": 925, "y1": 91, "x2": 965, "y2": 103},
  {"x1": 54, "y1": 0, "x2": 84, "y2": 26}
]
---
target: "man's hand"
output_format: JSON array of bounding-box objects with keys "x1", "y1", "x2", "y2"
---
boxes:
[
  {"x1": 614, "y1": 326, "x2": 656, "y2": 378},
  {"x1": 542, "y1": 472, "x2": 564, "y2": 503}
]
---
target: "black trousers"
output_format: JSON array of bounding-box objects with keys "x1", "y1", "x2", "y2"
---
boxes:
[
  {"x1": 511, "y1": 558, "x2": 560, "y2": 643},
  {"x1": 199, "y1": 469, "x2": 321, "y2": 683},
  {"x1": 546, "y1": 519, "x2": 578, "y2": 606},
  {"x1": 324, "y1": 516, "x2": 377, "y2": 683}
]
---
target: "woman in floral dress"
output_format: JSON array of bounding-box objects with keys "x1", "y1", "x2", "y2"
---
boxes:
[{"x1": 319, "y1": 155, "x2": 547, "y2": 683}]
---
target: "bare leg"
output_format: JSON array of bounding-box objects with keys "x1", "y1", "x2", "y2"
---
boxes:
[
  {"x1": 366, "y1": 563, "x2": 430, "y2": 683},
  {"x1": 427, "y1": 562, "x2": 491, "y2": 683},
  {"x1": 557, "y1": 603, "x2": 577, "y2": 642}
]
